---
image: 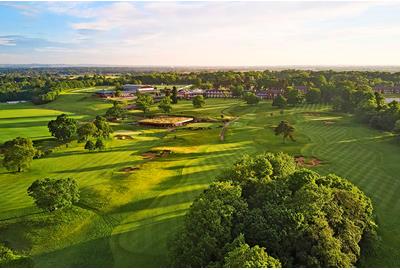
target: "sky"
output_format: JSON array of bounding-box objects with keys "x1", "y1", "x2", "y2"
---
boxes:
[{"x1": 0, "y1": 1, "x2": 400, "y2": 66}]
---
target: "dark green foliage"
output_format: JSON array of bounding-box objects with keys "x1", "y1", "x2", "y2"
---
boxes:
[
  {"x1": 93, "y1": 115, "x2": 113, "y2": 138},
  {"x1": 0, "y1": 244, "x2": 33, "y2": 267},
  {"x1": 77, "y1": 122, "x2": 97, "y2": 142},
  {"x1": 136, "y1": 94, "x2": 154, "y2": 114},
  {"x1": 170, "y1": 152, "x2": 376, "y2": 268},
  {"x1": 305, "y1": 87, "x2": 321, "y2": 104},
  {"x1": 243, "y1": 92, "x2": 260, "y2": 105},
  {"x1": 48, "y1": 114, "x2": 77, "y2": 142},
  {"x1": 158, "y1": 96, "x2": 173, "y2": 113},
  {"x1": 27, "y1": 177, "x2": 80, "y2": 212},
  {"x1": 287, "y1": 89, "x2": 305, "y2": 106},
  {"x1": 224, "y1": 242, "x2": 281, "y2": 268},
  {"x1": 171, "y1": 86, "x2": 178, "y2": 104},
  {"x1": 84, "y1": 140, "x2": 95, "y2": 151},
  {"x1": 169, "y1": 182, "x2": 248, "y2": 267},
  {"x1": 105, "y1": 101, "x2": 127, "y2": 119},
  {"x1": 231, "y1": 85, "x2": 244, "y2": 97},
  {"x1": 2, "y1": 137, "x2": 36, "y2": 172},
  {"x1": 95, "y1": 138, "x2": 106, "y2": 150},
  {"x1": 192, "y1": 95, "x2": 205, "y2": 108},
  {"x1": 272, "y1": 95, "x2": 287, "y2": 108},
  {"x1": 274, "y1": 120, "x2": 295, "y2": 142}
]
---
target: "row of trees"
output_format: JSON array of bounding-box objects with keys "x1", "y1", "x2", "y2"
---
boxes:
[
  {"x1": 169, "y1": 152, "x2": 376, "y2": 267},
  {"x1": 2, "y1": 69, "x2": 399, "y2": 103}
]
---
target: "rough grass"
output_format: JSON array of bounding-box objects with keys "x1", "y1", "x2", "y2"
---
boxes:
[{"x1": 0, "y1": 92, "x2": 399, "y2": 267}]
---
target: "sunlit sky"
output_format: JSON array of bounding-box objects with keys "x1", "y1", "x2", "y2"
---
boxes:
[{"x1": 1, "y1": 1, "x2": 400, "y2": 66}]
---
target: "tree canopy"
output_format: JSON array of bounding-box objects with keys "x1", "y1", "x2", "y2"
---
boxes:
[
  {"x1": 48, "y1": 114, "x2": 77, "y2": 142},
  {"x1": 192, "y1": 95, "x2": 205, "y2": 108},
  {"x1": 2, "y1": 137, "x2": 36, "y2": 172},
  {"x1": 136, "y1": 94, "x2": 154, "y2": 114},
  {"x1": 274, "y1": 120, "x2": 295, "y2": 143},
  {"x1": 243, "y1": 92, "x2": 260, "y2": 105},
  {"x1": 27, "y1": 177, "x2": 80, "y2": 212},
  {"x1": 158, "y1": 96, "x2": 173, "y2": 113},
  {"x1": 169, "y1": 152, "x2": 376, "y2": 268},
  {"x1": 272, "y1": 95, "x2": 287, "y2": 109}
]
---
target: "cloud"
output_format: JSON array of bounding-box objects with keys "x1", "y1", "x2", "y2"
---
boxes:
[{"x1": 0, "y1": 37, "x2": 16, "y2": 46}]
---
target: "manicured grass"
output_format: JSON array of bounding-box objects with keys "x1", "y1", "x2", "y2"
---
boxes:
[{"x1": 0, "y1": 92, "x2": 399, "y2": 267}]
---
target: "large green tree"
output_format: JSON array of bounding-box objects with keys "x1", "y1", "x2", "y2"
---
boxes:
[
  {"x1": 272, "y1": 95, "x2": 287, "y2": 109},
  {"x1": 93, "y1": 115, "x2": 113, "y2": 138},
  {"x1": 77, "y1": 122, "x2": 97, "y2": 142},
  {"x1": 48, "y1": 114, "x2": 77, "y2": 142},
  {"x1": 169, "y1": 152, "x2": 376, "y2": 268},
  {"x1": 171, "y1": 86, "x2": 178, "y2": 104},
  {"x1": 287, "y1": 89, "x2": 305, "y2": 106},
  {"x1": 243, "y1": 92, "x2": 260, "y2": 105},
  {"x1": 2, "y1": 137, "x2": 36, "y2": 172},
  {"x1": 136, "y1": 94, "x2": 154, "y2": 114},
  {"x1": 105, "y1": 101, "x2": 127, "y2": 119},
  {"x1": 158, "y1": 96, "x2": 173, "y2": 113},
  {"x1": 192, "y1": 95, "x2": 205, "y2": 108},
  {"x1": 305, "y1": 87, "x2": 321, "y2": 104},
  {"x1": 27, "y1": 177, "x2": 80, "y2": 212}
]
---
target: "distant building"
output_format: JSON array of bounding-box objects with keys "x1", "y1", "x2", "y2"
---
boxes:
[
  {"x1": 177, "y1": 89, "x2": 205, "y2": 99},
  {"x1": 205, "y1": 90, "x2": 232, "y2": 98},
  {"x1": 374, "y1": 85, "x2": 400, "y2": 94},
  {"x1": 96, "y1": 90, "x2": 115, "y2": 98},
  {"x1": 122, "y1": 84, "x2": 156, "y2": 95}
]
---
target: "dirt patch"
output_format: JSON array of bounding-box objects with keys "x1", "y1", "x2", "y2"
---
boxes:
[
  {"x1": 324, "y1": 121, "x2": 336, "y2": 125},
  {"x1": 141, "y1": 149, "x2": 172, "y2": 159},
  {"x1": 120, "y1": 166, "x2": 140, "y2": 172},
  {"x1": 114, "y1": 134, "x2": 134, "y2": 140},
  {"x1": 295, "y1": 155, "x2": 322, "y2": 167}
]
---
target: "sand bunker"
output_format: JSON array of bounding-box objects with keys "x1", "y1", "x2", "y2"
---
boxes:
[
  {"x1": 295, "y1": 156, "x2": 322, "y2": 167},
  {"x1": 141, "y1": 149, "x2": 172, "y2": 159},
  {"x1": 120, "y1": 166, "x2": 140, "y2": 172}
]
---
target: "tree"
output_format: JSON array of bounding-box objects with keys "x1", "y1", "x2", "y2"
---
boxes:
[
  {"x1": 136, "y1": 94, "x2": 154, "y2": 114},
  {"x1": 48, "y1": 114, "x2": 77, "y2": 142},
  {"x1": 93, "y1": 115, "x2": 113, "y2": 138},
  {"x1": 287, "y1": 89, "x2": 305, "y2": 106},
  {"x1": 171, "y1": 86, "x2": 178, "y2": 104},
  {"x1": 305, "y1": 87, "x2": 321, "y2": 104},
  {"x1": 169, "y1": 152, "x2": 376, "y2": 268},
  {"x1": 272, "y1": 95, "x2": 287, "y2": 109},
  {"x1": 224, "y1": 243, "x2": 281, "y2": 268},
  {"x1": 169, "y1": 182, "x2": 248, "y2": 267},
  {"x1": 105, "y1": 101, "x2": 127, "y2": 119},
  {"x1": 243, "y1": 92, "x2": 260, "y2": 105},
  {"x1": 394, "y1": 120, "x2": 400, "y2": 133},
  {"x1": 27, "y1": 177, "x2": 80, "y2": 212},
  {"x1": 2, "y1": 137, "x2": 36, "y2": 172},
  {"x1": 274, "y1": 121, "x2": 295, "y2": 143},
  {"x1": 95, "y1": 138, "x2": 106, "y2": 150},
  {"x1": 192, "y1": 95, "x2": 205, "y2": 108},
  {"x1": 158, "y1": 96, "x2": 173, "y2": 113},
  {"x1": 231, "y1": 85, "x2": 244, "y2": 97},
  {"x1": 77, "y1": 122, "x2": 97, "y2": 142},
  {"x1": 84, "y1": 140, "x2": 95, "y2": 151},
  {"x1": 0, "y1": 244, "x2": 33, "y2": 267}
]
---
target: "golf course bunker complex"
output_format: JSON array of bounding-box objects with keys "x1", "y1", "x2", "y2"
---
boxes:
[{"x1": 139, "y1": 116, "x2": 193, "y2": 127}]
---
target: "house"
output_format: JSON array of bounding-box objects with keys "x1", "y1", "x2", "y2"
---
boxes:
[
  {"x1": 96, "y1": 90, "x2": 115, "y2": 98},
  {"x1": 373, "y1": 85, "x2": 400, "y2": 94},
  {"x1": 177, "y1": 89, "x2": 205, "y2": 99},
  {"x1": 205, "y1": 90, "x2": 232, "y2": 98}
]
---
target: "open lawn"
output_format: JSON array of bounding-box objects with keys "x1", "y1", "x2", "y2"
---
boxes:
[{"x1": 0, "y1": 91, "x2": 399, "y2": 267}]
